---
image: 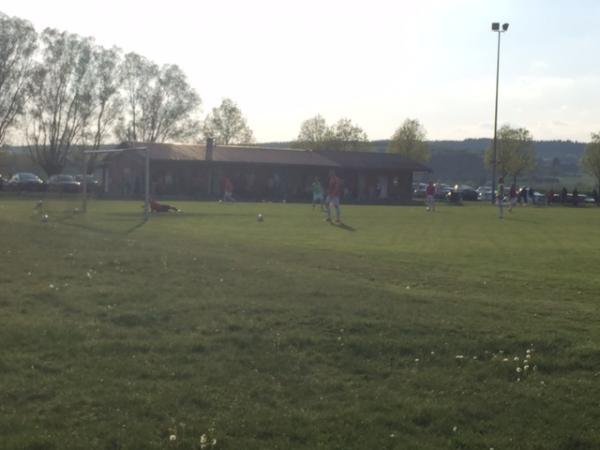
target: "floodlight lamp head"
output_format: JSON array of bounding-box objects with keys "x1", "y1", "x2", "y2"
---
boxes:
[
  {"x1": 491, "y1": 22, "x2": 500, "y2": 31},
  {"x1": 502, "y1": 23, "x2": 509, "y2": 31}
]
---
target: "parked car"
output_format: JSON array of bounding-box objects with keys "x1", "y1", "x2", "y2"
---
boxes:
[
  {"x1": 454, "y1": 184, "x2": 478, "y2": 201},
  {"x1": 7, "y1": 172, "x2": 46, "y2": 191},
  {"x1": 74, "y1": 174, "x2": 101, "y2": 192},
  {"x1": 47, "y1": 174, "x2": 81, "y2": 193},
  {"x1": 476, "y1": 186, "x2": 493, "y2": 201},
  {"x1": 435, "y1": 183, "x2": 453, "y2": 200}
]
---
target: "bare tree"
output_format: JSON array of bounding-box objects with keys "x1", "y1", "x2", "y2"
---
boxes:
[
  {"x1": 117, "y1": 53, "x2": 201, "y2": 143},
  {"x1": 202, "y1": 98, "x2": 254, "y2": 145},
  {"x1": 27, "y1": 29, "x2": 95, "y2": 175},
  {"x1": 0, "y1": 13, "x2": 37, "y2": 146},
  {"x1": 581, "y1": 132, "x2": 600, "y2": 192},
  {"x1": 484, "y1": 125, "x2": 535, "y2": 183},
  {"x1": 388, "y1": 119, "x2": 430, "y2": 163},
  {"x1": 77, "y1": 46, "x2": 123, "y2": 173}
]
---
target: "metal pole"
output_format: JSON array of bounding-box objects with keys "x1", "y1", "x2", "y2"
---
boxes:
[
  {"x1": 144, "y1": 148, "x2": 150, "y2": 221},
  {"x1": 491, "y1": 30, "x2": 501, "y2": 204},
  {"x1": 82, "y1": 153, "x2": 88, "y2": 213}
]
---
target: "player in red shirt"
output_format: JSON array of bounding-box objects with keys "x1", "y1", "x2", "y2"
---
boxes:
[
  {"x1": 223, "y1": 176, "x2": 234, "y2": 201},
  {"x1": 425, "y1": 181, "x2": 436, "y2": 212},
  {"x1": 325, "y1": 169, "x2": 342, "y2": 223}
]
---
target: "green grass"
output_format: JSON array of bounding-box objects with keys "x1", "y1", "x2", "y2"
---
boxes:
[{"x1": 1, "y1": 198, "x2": 600, "y2": 449}]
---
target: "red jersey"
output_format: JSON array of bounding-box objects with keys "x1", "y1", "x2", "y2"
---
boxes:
[
  {"x1": 328, "y1": 175, "x2": 341, "y2": 197},
  {"x1": 223, "y1": 177, "x2": 233, "y2": 192},
  {"x1": 426, "y1": 184, "x2": 435, "y2": 196},
  {"x1": 509, "y1": 185, "x2": 517, "y2": 198}
]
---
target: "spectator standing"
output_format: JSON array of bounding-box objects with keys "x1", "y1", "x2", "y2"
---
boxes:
[
  {"x1": 497, "y1": 177, "x2": 505, "y2": 219},
  {"x1": 509, "y1": 183, "x2": 518, "y2": 212}
]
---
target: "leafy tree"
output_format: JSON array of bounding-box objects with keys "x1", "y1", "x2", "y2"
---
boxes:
[
  {"x1": 295, "y1": 115, "x2": 369, "y2": 151},
  {"x1": 388, "y1": 119, "x2": 430, "y2": 163},
  {"x1": 202, "y1": 98, "x2": 254, "y2": 145},
  {"x1": 581, "y1": 132, "x2": 600, "y2": 191},
  {"x1": 330, "y1": 118, "x2": 369, "y2": 151},
  {"x1": 117, "y1": 53, "x2": 201, "y2": 143},
  {"x1": 484, "y1": 125, "x2": 535, "y2": 183},
  {"x1": 27, "y1": 29, "x2": 95, "y2": 175},
  {"x1": 295, "y1": 114, "x2": 333, "y2": 150},
  {"x1": 0, "y1": 13, "x2": 37, "y2": 146}
]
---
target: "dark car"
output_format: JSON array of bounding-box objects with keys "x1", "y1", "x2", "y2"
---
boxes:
[
  {"x1": 47, "y1": 174, "x2": 81, "y2": 193},
  {"x1": 451, "y1": 184, "x2": 478, "y2": 201},
  {"x1": 74, "y1": 174, "x2": 101, "y2": 192},
  {"x1": 7, "y1": 172, "x2": 46, "y2": 191}
]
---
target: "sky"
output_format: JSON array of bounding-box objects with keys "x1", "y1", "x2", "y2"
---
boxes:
[{"x1": 2, "y1": 0, "x2": 599, "y2": 142}]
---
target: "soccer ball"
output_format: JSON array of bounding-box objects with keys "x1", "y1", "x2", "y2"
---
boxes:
[
  {"x1": 257, "y1": 213, "x2": 263, "y2": 222},
  {"x1": 41, "y1": 214, "x2": 49, "y2": 223}
]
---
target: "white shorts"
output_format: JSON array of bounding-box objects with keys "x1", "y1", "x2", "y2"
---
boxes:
[
  {"x1": 313, "y1": 193, "x2": 324, "y2": 202},
  {"x1": 326, "y1": 196, "x2": 340, "y2": 207}
]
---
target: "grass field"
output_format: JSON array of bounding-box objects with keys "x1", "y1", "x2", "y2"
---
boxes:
[{"x1": 1, "y1": 198, "x2": 599, "y2": 450}]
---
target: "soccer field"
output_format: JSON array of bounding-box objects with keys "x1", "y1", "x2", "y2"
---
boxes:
[{"x1": 1, "y1": 199, "x2": 599, "y2": 449}]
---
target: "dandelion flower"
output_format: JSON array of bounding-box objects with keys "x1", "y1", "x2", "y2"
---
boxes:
[
  {"x1": 169, "y1": 434, "x2": 177, "y2": 441},
  {"x1": 473, "y1": 356, "x2": 478, "y2": 360},
  {"x1": 516, "y1": 367, "x2": 522, "y2": 373},
  {"x1": 526, "y1": 349, "x2": 531, "y2": 354},
  {"x1": 452, "y1": 426, "x2": 458, "y2": 432},
  {"x1": 430, "y1": 351, "x2": 435, "y2": 355},
  {"x1": 524, "y1": 365, "x2": 530, "y2": 371},
  {"x1": 212, "y1": 438, "x2": 217, "y2": 445},
  {"x1": 513, "y1": 357, "x2": 519, "y2": 361},
  {"x1": 49, "y1": 284, "x2": 55, "y2": 289},
  {"x1": 200, "y1": 434, "x2": 208, "y2": 444},
  {"x1": 502, "y1": 358, "x2": 509, "y2": 362},
  {"x1": 414, "y1": 358, "x2": 420, "y2": 363},
  {"x1": 455, "y1": 355, "x2": 464, "y2": 359}
]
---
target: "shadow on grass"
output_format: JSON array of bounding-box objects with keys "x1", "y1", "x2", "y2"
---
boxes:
[
  {"x1": 330, "y1": 221, "x2": 356, "y2": 232},
  {"x1": 106, "y1": 211, "x2": 252, "y2": 219},
  {"x1": 58, "y1": 217, "x2": 147, "y2": 236}
]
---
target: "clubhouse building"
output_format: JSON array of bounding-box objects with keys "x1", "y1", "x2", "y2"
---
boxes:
[{"x1": 102, "y1": 140, "x2": 430, "y2": 204}]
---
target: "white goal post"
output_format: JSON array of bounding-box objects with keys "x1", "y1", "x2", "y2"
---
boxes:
[{"x1": 81, "y1": 146, "x2": 150, "y2": 221}]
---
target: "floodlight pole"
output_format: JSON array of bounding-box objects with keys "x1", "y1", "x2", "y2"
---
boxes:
[
  {"x1": 144, "y1": 148, "x2": 150, "y2": 221},
  {"x1": 491, "y1": 22, "x2": 508, "y2": 204},
  {"x1": 82, "y1": 153, "x2": 88, "y2": 213}
]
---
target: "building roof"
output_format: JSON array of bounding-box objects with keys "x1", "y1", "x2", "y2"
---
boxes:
[
  {"x1": 112, "y1": 142, "x2": 430, "y2": 172},
  {"x1": 315, "y1": 150, "x2": 431, "y2": 172}
]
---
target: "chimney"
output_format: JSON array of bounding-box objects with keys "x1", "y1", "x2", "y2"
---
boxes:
[{"x1": 206, "y1": 137, "x2": 214, "y2": 161}]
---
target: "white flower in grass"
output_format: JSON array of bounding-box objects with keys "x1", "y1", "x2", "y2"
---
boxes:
[
  {"x1": 86, "y1": 271, "x2": 92, "y2": 279},
  {"x1": 526, "y1": 354, "x2": 532, "y2": 359},
  {"x1": 516, "y1": 367, "x2": 522, "y2": 373},
  {"x1": 212, "y1": 438, "x2": 217, "y2": 446},
  {"x1": 472, "y1": 356, "x2": 478, "y2": 360},
  {"x1": 49, "y1": 284, "x2": 55, "y2": 289},
  {"x1": 526, "y1": 349, "x2": 532, "y2": 354},
  {"x1": 169, "y1": 434, "x2": 177, "y2": 441},
  {"x1": 513, "y1": 357, "x2": 519, "y2": 361},
  {"x1": 414, "y1": 358, "x2": 420, "y2": 363},
  {"x1": 430, "y1": 351, "x2": 435, "y2": 355},
  {"x1": 200, "y1": 434, "x2": 207, "y2": 444},
  {"x1": 452, "y1": 426, "x2": 458, "y2": 432},
  {"x1": 455, "y1": 355, "x2": 464, "y2": 360},
  {"x1": 502, "y1": 358, "x2": 509, "y2": 362}
]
